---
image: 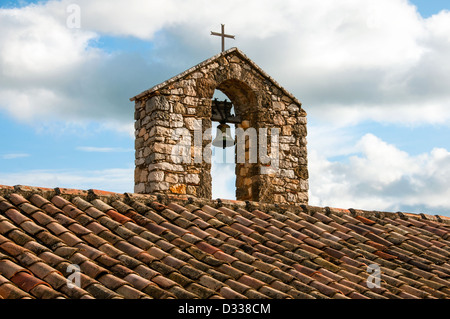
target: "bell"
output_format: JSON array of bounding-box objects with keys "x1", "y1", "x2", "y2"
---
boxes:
[{"x1": 212, "y1": 123, "x2": 235, "y2": 149}]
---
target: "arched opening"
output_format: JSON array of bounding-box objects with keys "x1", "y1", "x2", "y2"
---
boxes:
[
  {"x1": 209, "y1": 79, "x2": 259, "y2": 201},
  {"x1": 211, "y1": 89, "x2": 236, "y2": 200}
]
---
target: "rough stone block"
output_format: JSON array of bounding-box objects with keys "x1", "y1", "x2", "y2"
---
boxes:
[
  {"x1": 134, "y1": 183, "x2": 146, "y2": 193},
  {"x1": 274, "y1": 194, "x2": 287, "y2": 204},
  {"x1": 148, "y1": 182, "x2": 169, "y2": 192},
  {"x1": 148, "y1": 163, "x2": 184, "y2": 172},
  {"x1": 148, "y1": 171, "x2": 164, "y2": 182},
  {"x1": 165, "y1": 173, "x2": 179, "y2": 183},
  {"x1": 146, "y1": 95, "x2": 170, "y2": 113},
  {"x1": 280, "y1": 169, "x2": 295, "y2": 179},
  {"x1": 272, "y1": 101, "x2": 285, "y2": 111},
  {"x1": 152, "y1": 143, "x2": 172, "y2": 154},
  {"x1": 186, "y1": 185, "x2": 197, "y2": 196},
  {"x1": 185, "y1": 174, "x2": 200, "y2": 185}
]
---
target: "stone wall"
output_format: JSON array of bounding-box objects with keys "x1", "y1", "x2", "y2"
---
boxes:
[{"x1": 132, "y1": 48, "x2": 308, "y2": 205}]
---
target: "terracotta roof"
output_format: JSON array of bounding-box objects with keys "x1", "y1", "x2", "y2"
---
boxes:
[{"x1": 0, "y1": 184, "x2": 449, "y2": 299}]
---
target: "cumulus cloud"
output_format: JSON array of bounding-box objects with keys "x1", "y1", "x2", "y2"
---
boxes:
[
  {"x1": 2, "y1": 0, "x2": 450, "y2": 215},
  {"x1": 211, "y1": 162, "x2": 235, "y2": 200},
  {"x1": 76, "y1": 146, "x2": 133, "y2": 152},
  {"x1": 0, "y1": 1, "x2": 172, "y2": 127},
  {"x1": 1, "y1": 0, "x2": 450, "y2": 129},
  {"x1": 308, "y1": 133, "x2": 450, "y2": 214},
  {"x1": 1, "y1": 153, "x2": 30, "y2": 160}
]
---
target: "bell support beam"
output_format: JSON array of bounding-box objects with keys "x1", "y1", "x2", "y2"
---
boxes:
[{"x1": 211, "y1": 98, "x2": 241, "y2": 124}]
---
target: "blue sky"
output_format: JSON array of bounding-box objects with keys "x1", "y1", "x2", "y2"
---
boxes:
[{"x1": 1, "y1": 0, "x2": 450, "y2": 216}]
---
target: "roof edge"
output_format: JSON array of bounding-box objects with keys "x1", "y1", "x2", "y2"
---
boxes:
[
  {"x1": 1, "y1": 184, "x2": 449, "y2": 226},
  {"x1": 129, "y1": 47, "x2": 302, "y2": 107}
]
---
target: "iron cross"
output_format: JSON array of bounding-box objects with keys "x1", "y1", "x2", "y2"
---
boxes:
[{"x1": 211, "y1": 24, "x2": 235, "y2": 52}]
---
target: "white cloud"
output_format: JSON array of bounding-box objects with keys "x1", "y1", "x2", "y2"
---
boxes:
[
  {"x1": 306, "y1": 122, "x2": 360, "y2": 158},
  {"x1": 211, "y1": 162, "x2": 235, "y2": 200},
  {"x1": 1, "y1": 153, "x2": 30, "y2": 160},
  {"x1": 0, "y1": 2, "x2": 161, "y2": 128},
  {"x1": 0, "y1": 5, "x2": 98, "y2": 77},
  {"x1": 0, "y1": 168, "x2": 134, "y2": 193},
  {"x1": 308, "y1": 133, "x2": 450, "y2": 215},
  {"x1": 76, "y1": 146, "x2": 133, "y2": 153},
  {"x1": 1, "y1": 1, "x2": 450, "y2": 215},
  {"x1": 1, "y1": 0, "x2": 450, "y2": 129}
]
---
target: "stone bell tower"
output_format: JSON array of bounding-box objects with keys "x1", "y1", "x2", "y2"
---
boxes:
[{"x1": 130, "y1": 48, "x2": 308, "y2": 205}]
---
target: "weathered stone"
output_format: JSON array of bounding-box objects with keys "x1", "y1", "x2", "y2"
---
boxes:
[
  {"x1": 154, "y1": 120, "x2": 170, "y2": 127},
  {"x1": 230, "y1": 56, "x2": 241, "y2": 63},
  {"x1": 282, "y1": 95, "x2": 293, "y2": 104},
  {"x1": 299, "y1": 180, "x2": 309, "y2": 191},
  {"x1": 279, "y1": 135, "x2": 296, "y2": 144},
  {"x1": 143, "y1": 147, "x2": 151, "y2": 157},
  {"x1": 152, "y1": 143, "x2": 172, "y2": 155},
  {"x1": 169, "y1": 121, "x2": 184, "y2": 128},
  {"x1": 272, "y1": 101, "x2": 285, "y2": 111},
  {"x1": 148, "y1": 182, "x2": 169, "y2": 192},
  {"x1": 184, "y1": 117, "x2": 201, "y2": 131},
  {"x1": 145, "y1": 153, "x2": 166, "y2": 164},
  {"x1": 282, "y1": 125, "x2": 293, "y2": 136},
  {"x1": 146, "y1": 95, "x2": 170, "y2": 113},
  {"x1": 165, "y1": 173, "x2": 179, "y2": 183},
  {"x1": 295, "y1": 165, "x2": 309, "y2": 180},
  {"x1": 134, "y1": 183, "x2": 146, "y2": 193},
  {"x1": 297, "y1": 191, "x2": 309, "y2": 203},
  {"x1": 280, "y1": 143, "x2": 290, "y2": 151},
  {"x1": 170, "y1": 184, "x2": 186, "y2": 194},
  {"x1": 139, "y1": 170, "x2": 148, "y2": 183},
  {"x1": 280, "y1": 169, "x2": 295, "y2": 179},
  {"x1": 148, "y1": 163, "x2": 184, "y2": 172},
  {"x1": 141, "y1": 115, "x2": 151, "y2": 126},
  {"x1": 287, "y1": 104, "x2": 299, "y2": 113},
  {"x1": 148, "y1": 171, "x2": 164, "y2": 182},
  {"x1": 135, "y1": 137, "x2": 144, "y2": 149},
  {"x1": 273, "y1": 194, "x2": 287, "y2": 204},
  {"x1": 286, "y1": 183, "x2": 298, "y2": 191},
  {"x1": 286, "y1": 192, "x2": 297, "y2": 202},
  {"x1": 135, "y1": 158, "x2": 145, "y2": 166},
  {"x1": 171, "y1": 88, "x2": 183, "y2": 95},
  {"x1": 186, "y1": 185, "x2": 197, "y2": 196},
  {"x1": 191, "y1": 72, "x2": 204, "y2": 79},
  {"x1": 170, "y1": 113, "x2": 183, "y2": 122},
  {"x1": 138, "y1": 127, "x2": 146, "y2": 137},
  {"x1": 273, "y1": 114, "x2": 285, "y2": 126},
  {"x1": 272, "y1": 178, "x2": 285, "y2": 186},
  {"x1": 279, "y1": 161, "x2": 293, "y2": 169},
  {"x1": 185, "y1": 174, "x2": 200, "y2": 185},
  {"x1": 183, "y1": 96, "x2": 198, "y2": 105},
  {"x1": 184, "y1": 86, "x2": 197, "y2": 96},
  {"x1": 297, "y1": 116, "x2": 307, "y2": 125},
  {"x1": 132, "y1": 48, "x2": 308, "y2": 206},
  {"x1": 174, "y1": 102, "x2": 186, "y2": 114},
  {"x1": 150, "y1": 126, "x2": 172, "y2": 138}
]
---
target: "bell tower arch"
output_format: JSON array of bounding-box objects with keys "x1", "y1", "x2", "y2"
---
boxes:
[{"x1": 130, "y1": 48, "x2": 308, "y2": 205}]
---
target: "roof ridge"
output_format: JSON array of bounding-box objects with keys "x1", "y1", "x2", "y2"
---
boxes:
[{"x1": 1, "y1": 184, "x2": 449, "y2": 226}]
